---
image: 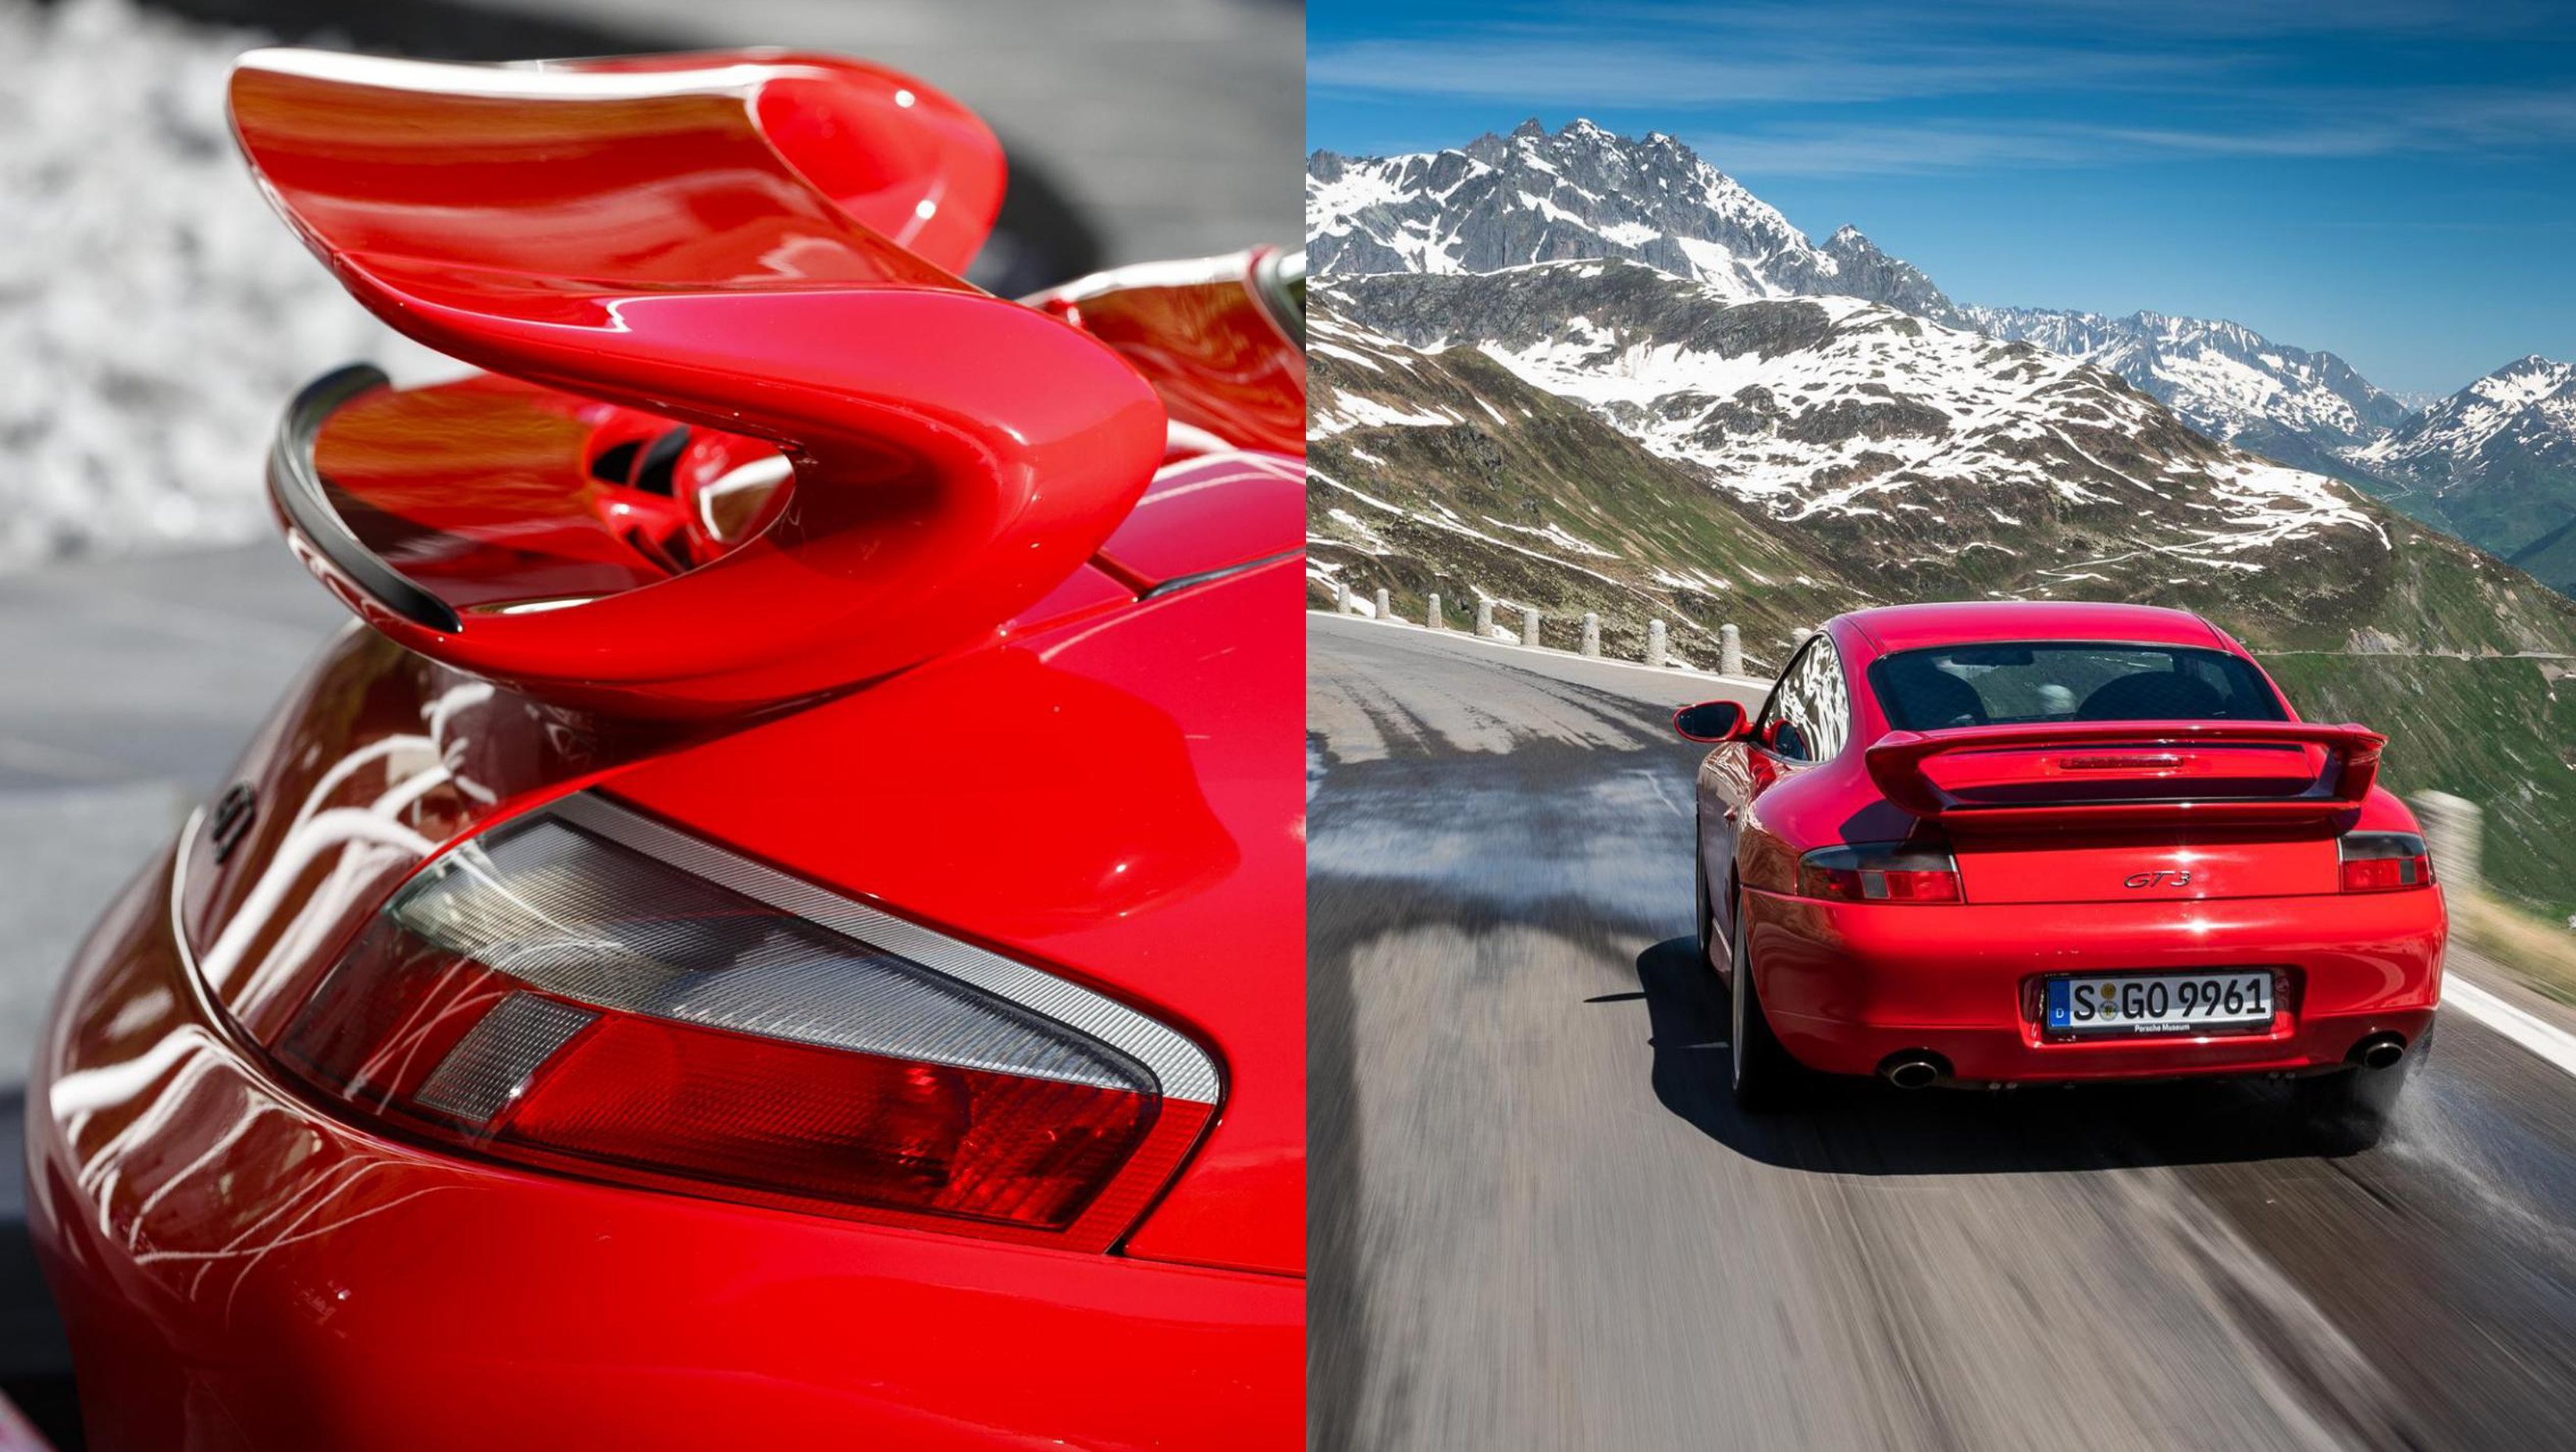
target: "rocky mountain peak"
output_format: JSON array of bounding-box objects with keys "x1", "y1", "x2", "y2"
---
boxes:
[
  {"x1": 2477, "y1": 354, "x2": 2576, "y2": 397},
  {"x1": 1304, "y1": 117, "x2": 1948, "y2": 315}
]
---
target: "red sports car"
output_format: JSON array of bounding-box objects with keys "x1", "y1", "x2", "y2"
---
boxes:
[
  {"x1": 1679, "y1": 601, "x2": 2443, "y2": 1137},
  {"x1": 27, "y1": 49, "x2": 1302, "y2": 1449}
]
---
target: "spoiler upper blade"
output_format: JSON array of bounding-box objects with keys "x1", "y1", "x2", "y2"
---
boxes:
[
  {"x1": 1865, "y1": 719, "x2": 2386, "y2": 824},
  {"x1": 229, "y1": 48, "x2": 1165, "y2": 717}
]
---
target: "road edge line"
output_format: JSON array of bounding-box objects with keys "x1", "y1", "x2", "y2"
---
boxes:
[{"x1": 2443, "y1": 973, "x2": 2576, "y2": 1077}]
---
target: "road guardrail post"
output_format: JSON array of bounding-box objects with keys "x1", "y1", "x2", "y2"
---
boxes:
[
  {"x1": 1475, "y1": 599, "x2": 1494, "y2": 638},
  {"x1": 1521, "y1": 608, "x2": 1541, "y2": 648},
  {"x1": 1720, "y1": 623, "x2": 1742, "y2": 677},
  {"x1": 2414, "y1": 791, "x2": 2482, "y2": 898},
  {"x1": 1427, "y1": 593, "x2": 1443, "y2": 630},
  {"x1": 1581, "y1": 613, "x2": 1600, "y2": 656},
  {"x1": 1646, "y1": 619, "x2": 1667, "y2": 667},
  {"x1": 1336, "y1": 581, "x2": 1350, "y2": 614},
  {"x1": 1375, "y1": 587, "x2": 1390, "y2": 622}
]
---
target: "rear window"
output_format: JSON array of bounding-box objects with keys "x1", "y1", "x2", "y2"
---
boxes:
[{"x1": 1868, "y1": 643, "x2": 2285, "y2": 730}]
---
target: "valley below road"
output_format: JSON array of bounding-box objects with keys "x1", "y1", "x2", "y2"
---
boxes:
[{"x1": 1308, "y1": 610, "x2": 2576, "y2": 1452}]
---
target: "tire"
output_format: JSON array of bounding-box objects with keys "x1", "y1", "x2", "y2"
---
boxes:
[
  {"x1": 1695, "y1": 829, "x2": 1714, "y2": 966},
  {"x1": 1728, "y1": 892, "x2": 1802, "y2": 1112}
]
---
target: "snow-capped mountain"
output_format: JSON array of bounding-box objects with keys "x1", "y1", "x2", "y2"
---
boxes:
[
  {"x1": 1303, "y1": 118, "x2": 2464, "y2": 505},
  {"x1": 1318, "y1": 263, "x2": 2576, "y2": 656},
  {"x1": 1958, "y1": 306, "x2": 2413, "y2": 482},
  {"x1": 2357, "y1": 355, "x2": 2576, "y2": 556},
  {"x1": 1306, "y1": 119, "x2": 1959, "y2": 319}
]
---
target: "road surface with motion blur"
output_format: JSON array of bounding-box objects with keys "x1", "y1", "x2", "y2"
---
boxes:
[{"x1": 1308, "y1": 609, "x2": 2576, "y2": 1452}]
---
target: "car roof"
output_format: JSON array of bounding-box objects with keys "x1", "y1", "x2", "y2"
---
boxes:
[{"x1": 1841, "y1": 600, "x2": 2230, "y2": 655}]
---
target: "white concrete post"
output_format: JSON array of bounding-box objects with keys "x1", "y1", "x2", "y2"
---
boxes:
[
  {"x1": 1475, "y1": 599, "x2": 1494, "y2": 638},
  {"x1": 2414, "y1": 791, "x2": 2482, "y2": 898},
  {"x1": 1521, "y1": 608, "x2": 1541, "y2": 648},
  {"x1": 1646, "y1": 619, "x2": 1667, "y2": 667},
  {"x1": 1427, "y1": 593, "x2": 1443, "y2": 631},
  {"x1": 1580, "y1": 613, "x2": 1600, "y2": 657},
  {"x1": 1335, "y1": 580, "x2": 1351, "y2": 614},
  {"x1": 1720, "y1": 623, "x2": 1742, "y2": 677},
  {"x1": 1374, "y1": 587, "x2": 1390, "y2": 622}
]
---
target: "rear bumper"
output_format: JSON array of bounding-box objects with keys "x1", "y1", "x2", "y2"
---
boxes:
[
  {"x1": 1745, "y1": 885, "x2": 2444, "y2": 1084},
  {"x1": 28, "y1": 848, "x2": 1298, "y2": 1451}
]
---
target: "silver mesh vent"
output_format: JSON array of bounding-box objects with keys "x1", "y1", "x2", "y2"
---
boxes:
[
  {"x1": 384, "y1": 794, "x2": 1220, "y2": 1105},
  {"x1": 414, "y1": 991, "x2": 598, "y2": 1123}
]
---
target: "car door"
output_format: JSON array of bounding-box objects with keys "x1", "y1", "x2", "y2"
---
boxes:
[{"x1": 1731, "y1": 635, "x2": 1856, "y2": 929}]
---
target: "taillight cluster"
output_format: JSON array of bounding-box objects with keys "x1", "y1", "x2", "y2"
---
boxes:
[
  {"x1": 1795, "y1": 843, "x2": 1962, "y2": 904},
  {"x1": 256, "y1": 792, "x2": 1218, "y2": 1250},
  {"x1": 2339, "y1": 831, "x2": 2435, "y2": 894}
]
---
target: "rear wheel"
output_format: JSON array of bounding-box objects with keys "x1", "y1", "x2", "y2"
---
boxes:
[
  {"x1": 1695, "y1": 830, "x2": 1713, "y2": 965},
  {"x1": 1728, "y1": 892, "x2": 1801, "y2": 1112}
]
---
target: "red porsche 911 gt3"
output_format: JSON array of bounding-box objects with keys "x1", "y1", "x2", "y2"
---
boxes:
[
  {"x1": 1679, "y1": 602, "x2": 2443, "y2": 1137},
  {"x1": 27, "y1": 48, "x2": 1301, "y2": 1449}
]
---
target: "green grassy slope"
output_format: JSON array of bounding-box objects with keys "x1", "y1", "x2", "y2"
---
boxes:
[
  {"x1": 1308, "y1": 308, "x2": 1868, "y2": 671},
  {"x1": 2259, "y1": 652, "x2": 2576, "y2": 918}
]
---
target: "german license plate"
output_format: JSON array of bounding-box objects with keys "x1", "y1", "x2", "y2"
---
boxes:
[{"x1": 2044, "y1": 971, "x2": 2273, "y2": 1037}]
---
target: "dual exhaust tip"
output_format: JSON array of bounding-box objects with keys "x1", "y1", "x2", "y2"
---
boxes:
[
  {"x1": 1877, "y1": 1034, "x2": 2407, "y2": 1090},
  {"x1": 1865, "y1": 1030, "x2": 2400, "y2": 1091}
]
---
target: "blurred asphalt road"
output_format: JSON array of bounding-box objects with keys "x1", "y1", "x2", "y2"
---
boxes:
[
  {"x1": 0, "y1": 544, "x2": 340, "y2": 1378},
  {"x1": 0, "y1": 545, "x2": 343, "y2": 1043},
  {"x1": 1309, "y1": 610, "x2": 2576, "y2": 1451}
]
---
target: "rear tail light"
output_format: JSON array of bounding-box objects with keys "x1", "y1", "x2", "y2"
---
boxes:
[
  {"x1": 2339, "y1": 831, "x2": 2435, "y2": 894},
  {"x1": 261, "y1": 792, "x2": 1218, "y2": 1250},
  {"x1": 1795, "y1": 843, "x2": 1962, "y2": 904}
]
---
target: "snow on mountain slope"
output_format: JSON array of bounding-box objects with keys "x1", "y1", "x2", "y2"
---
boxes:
[
  {"x1": 1306, "y1": 299, "x2": 1865, "y2": 666},
  {"x1": 1318, "y1": 265, "x2": 2576, "y2": 661},
  {"x1": 1325, "y1": 263, "x2": 2382, "y2": 590},
  {"x1": 2357, "y1": 355, "x2": 2576, "y2": 556},
  {"x1": 1307, "y1": 116, "x2": 2451, "y2": 502},
  {"x1": 1306, "y1": 119, "x2": 1957, "y2": 319},
  {"x1": 1960, "y1": 305, "x2": 2411, "y2": 477}
]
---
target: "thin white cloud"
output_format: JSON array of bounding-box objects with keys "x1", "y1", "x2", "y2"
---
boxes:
[
  {"x1": 1306, "y1": 34, "x2": 2219, "y2": 108},
  {"x1": 1676, "y1": 88, "x2": 2576, "y2": 178}
]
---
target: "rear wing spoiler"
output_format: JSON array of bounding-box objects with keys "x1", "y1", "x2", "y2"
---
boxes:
[
  {"x1": 231, "y1": 48, "x2": 1165, "y2": 717},
  {"x1": 1864, "y1": 720, "x2": 2386, "y2": 827}
]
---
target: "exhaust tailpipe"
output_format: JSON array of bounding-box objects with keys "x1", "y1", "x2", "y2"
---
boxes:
[
  {"x1": 1879, "y1": 1053, "x2": 1944, "y2": 1090},
  {"x1": 2354, "y1": 1034, "x2": 2406, "y2": 1071}
]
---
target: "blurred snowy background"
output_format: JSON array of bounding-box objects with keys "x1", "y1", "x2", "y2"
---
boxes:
[
  {"x1": 0, "y1": 0, "x2": 1302, "y2": 572},
  {"x1": 0, "y1": 0, "x2": 405, "y2": 569}
]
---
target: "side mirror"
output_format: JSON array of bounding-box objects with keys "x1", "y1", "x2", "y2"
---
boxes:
[{"x1": 1674, "y1": 700, "x2": 1749, "y2": 743}]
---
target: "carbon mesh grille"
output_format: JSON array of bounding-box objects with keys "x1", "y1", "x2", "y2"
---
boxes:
[{"x1": 413, "y1": 991, "x2": 598, "y2": 1123}]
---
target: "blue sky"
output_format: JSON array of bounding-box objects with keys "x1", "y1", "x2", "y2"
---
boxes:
[{"x1": 1308, "y1": 0, "x2": 2576, "y2": 397}]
